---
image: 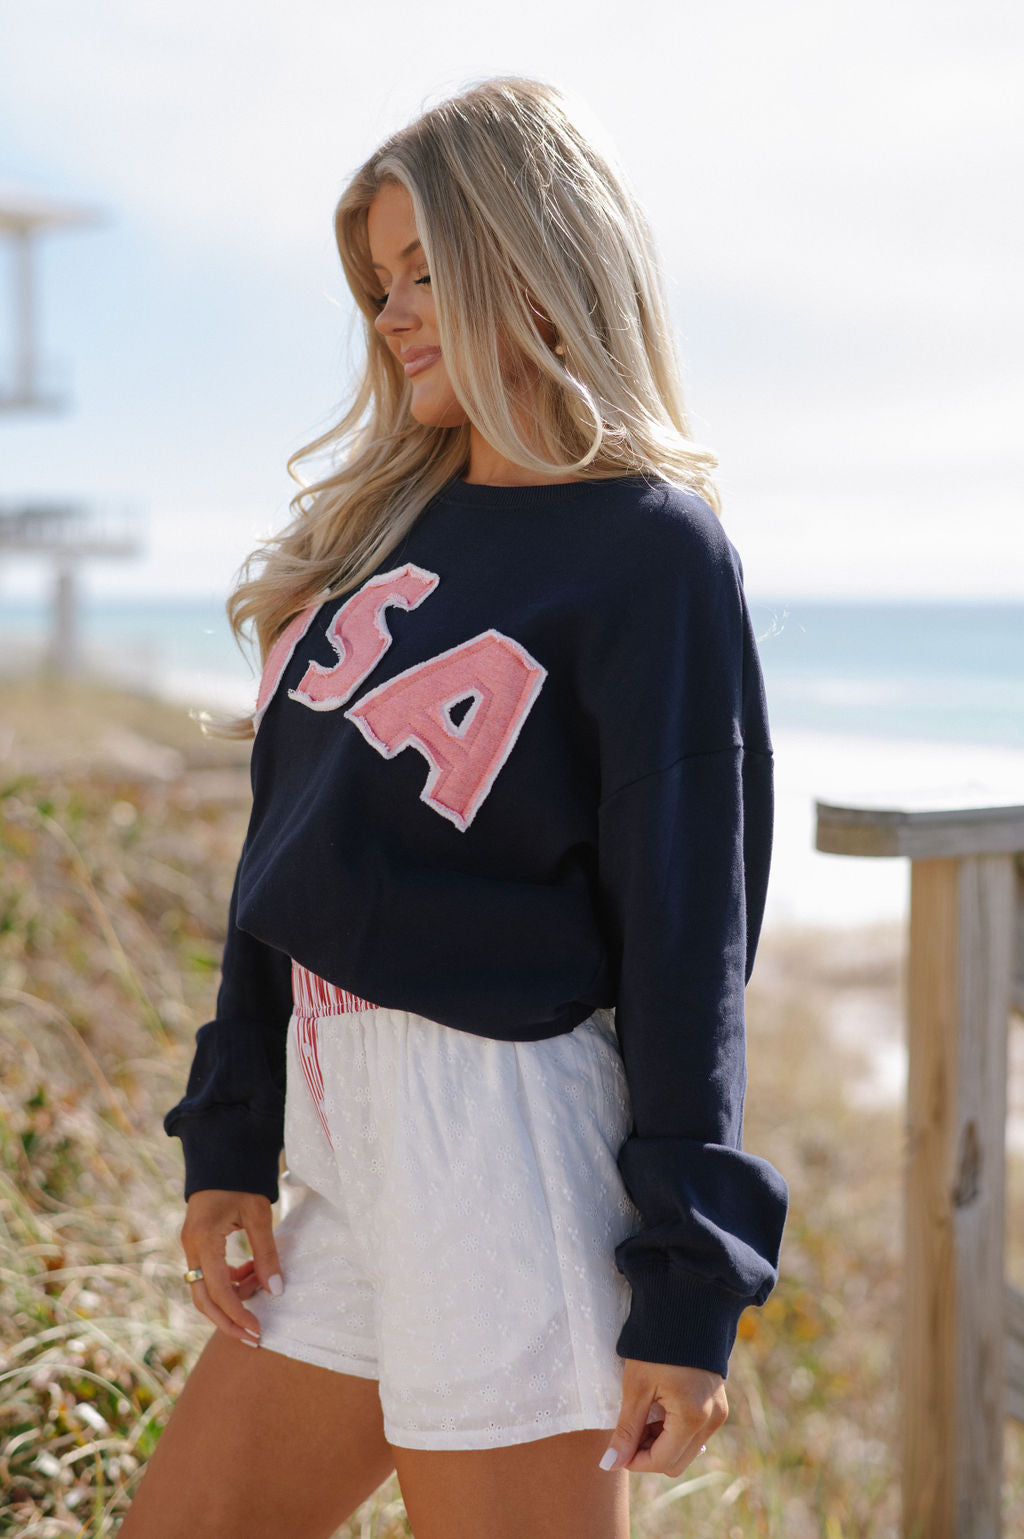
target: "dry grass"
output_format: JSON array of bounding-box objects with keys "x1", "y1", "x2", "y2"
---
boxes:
[{"x1": 1, "y1": 676, "x2": 1022, "y2": 1537}]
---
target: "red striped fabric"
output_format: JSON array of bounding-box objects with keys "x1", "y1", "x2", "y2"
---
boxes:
[
  {"x1": 290, "y1": 958, "x2": 379, "y2": 1017},
  {"x1": 295, "y1": 1014, "x2": 332, "y2": 1143},
  {"x1": 290, "y1": 959, "x2": 378, "y2": 1148}
]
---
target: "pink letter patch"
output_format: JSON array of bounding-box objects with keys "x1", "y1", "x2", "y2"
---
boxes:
[
  {"x1": 344, "y1": 630, "x2": 547, "y2": 831},
  {"x1": 290, "y1": 563, "x2": 439, "y2": 711},
  {"x1": 254, "y1": 597, "x2": 326, "y2": 729}
]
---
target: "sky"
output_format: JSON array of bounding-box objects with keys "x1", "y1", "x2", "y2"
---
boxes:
[{"x1": 0, "y1": 0, "x2": 1021, "y2": 602}]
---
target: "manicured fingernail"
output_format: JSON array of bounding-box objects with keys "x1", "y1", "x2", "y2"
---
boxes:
[
  {"x1": 241, "y1": 1336, "x2": 259, "y2": 1348},
  {"x1": 599, "y1": 1448, "x2": 619, "y2": 1471},
  {"x1": 267, "y1": 1274, "x2": 284, "y2": 1297},
  {"x1": 244, "y1": 1327, "x2": 261, "y2": 1339}
]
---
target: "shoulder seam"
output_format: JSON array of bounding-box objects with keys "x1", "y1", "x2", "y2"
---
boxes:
[{"x1": 599, "y1": 743, "x2": 773, "y2": 809}]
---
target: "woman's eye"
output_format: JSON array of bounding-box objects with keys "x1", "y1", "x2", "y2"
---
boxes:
[
  {"x1": 372, "y1": 275, "x2": 428, "y2": 310},
  {"x1": 371, "y1": 273, "x2": 428, "y2": 312}
]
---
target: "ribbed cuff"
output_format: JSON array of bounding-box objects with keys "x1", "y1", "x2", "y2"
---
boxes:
[
  {"x1": 168, "y1": 1108, "x2": 283, "y2": 1203},
  {"x1": 615, "y1": 1264, "x2": 748, "y2": 1379}
]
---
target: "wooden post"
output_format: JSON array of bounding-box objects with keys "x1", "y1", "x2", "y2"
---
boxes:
[
  {"x1": 815, "y1": 796, "x2": 1023, "y2": 1539},
  {"x1": 904, "y1": 854, "x2": 1012, "y2": 1536}
]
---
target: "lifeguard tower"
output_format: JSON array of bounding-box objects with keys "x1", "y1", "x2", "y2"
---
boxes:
[{"x1": 0, "y1": 184, "x2": 141, "y2": 673}]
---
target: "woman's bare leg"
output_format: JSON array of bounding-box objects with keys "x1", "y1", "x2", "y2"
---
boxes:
[
  {"x1": 392, "y1": 1429, "x2": 629, "y2": 1539},
  {"x1": 118, "y1": 1330, "x2": 395, "y2": 1539}
]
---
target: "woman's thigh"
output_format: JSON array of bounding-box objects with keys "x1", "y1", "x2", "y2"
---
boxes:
[
  {"x1": 118, "y1": 1329, "x2": 395, "y2": 1539},
  {"x1": 391, "y1": 1430, "x2": 629, "y2": 1539}
]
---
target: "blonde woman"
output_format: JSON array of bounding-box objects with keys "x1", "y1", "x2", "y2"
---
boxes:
[{"x1": 122, "y1": 77, "x2": 788, "y2": 1539}]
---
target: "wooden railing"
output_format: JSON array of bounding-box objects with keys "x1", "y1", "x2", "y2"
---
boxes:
[{"x1": 815, "y1": 796, "x2": 1024, "y2": 1538}]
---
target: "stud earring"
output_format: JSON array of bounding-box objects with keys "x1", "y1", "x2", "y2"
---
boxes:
[{"x1": 554, "y1": 341, "x2": 566, "y2": 356}]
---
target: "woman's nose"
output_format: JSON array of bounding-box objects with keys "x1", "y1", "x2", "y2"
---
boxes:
[{"x1": 374, "y1": 292, "x2": 418, "y2": 337}]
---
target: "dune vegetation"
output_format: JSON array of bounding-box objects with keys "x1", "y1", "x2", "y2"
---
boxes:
[{"x1": 1, "y1": 676, "x2": 1021, "y2": 1536}]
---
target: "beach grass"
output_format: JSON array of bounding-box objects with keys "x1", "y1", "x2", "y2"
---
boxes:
[{"x1": 1, "y1": 675, "x2": 1022, "y2": 1537}]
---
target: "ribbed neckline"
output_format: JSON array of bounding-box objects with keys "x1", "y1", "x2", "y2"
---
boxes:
[{"x1": 437, "y1": 474, "x2": 652, "y2": 509}]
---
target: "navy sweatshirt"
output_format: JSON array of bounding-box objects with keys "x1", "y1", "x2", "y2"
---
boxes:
[{"x1": 164, "y1": 472, "x2": 789, "y2": 1379}]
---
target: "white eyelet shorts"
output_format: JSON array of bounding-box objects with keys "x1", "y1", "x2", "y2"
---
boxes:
[{"x1": 245, "y1": 960, "x2": 643, "y2": 1451}]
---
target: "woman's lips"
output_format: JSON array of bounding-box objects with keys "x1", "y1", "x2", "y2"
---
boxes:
[{"x1": 402, "y1": 347, "x2": 442, "y2": 378}]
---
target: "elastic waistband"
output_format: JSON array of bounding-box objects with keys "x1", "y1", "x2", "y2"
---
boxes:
[{"x1": 291, "y1": 959, "x2": 380, "y2": 1017}]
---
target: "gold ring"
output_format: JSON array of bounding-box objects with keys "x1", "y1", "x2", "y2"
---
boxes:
[{"x1": 183, "y1": 1267, "x2": 204, "y2": 1285}]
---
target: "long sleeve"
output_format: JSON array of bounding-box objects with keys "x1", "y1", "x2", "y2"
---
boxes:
[
  {"x1": 592, "y1": 504, "x2": 789, "y2": 1379},
  {"x1": 598, "y1": 744, "x2": 788, "y2": 1377},
  {"x1": 163, "y1": 849, "x2": 294, "y2": 1201}
]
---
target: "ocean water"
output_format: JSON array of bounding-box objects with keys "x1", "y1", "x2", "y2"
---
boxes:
[
  {"x1": 750, "y1": 599, "x2": 1024, "y2": 752},
  {"x1": 2, "y1": 593, "x2": 1022, "y2": 928},
  {"x1": 3, "y1": 594, "x2": 1021, "y2": 746}
]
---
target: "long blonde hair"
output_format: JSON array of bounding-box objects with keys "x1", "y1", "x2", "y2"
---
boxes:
[{"x1": 206, "y1": 75, "x2": 720, "y2": 739}]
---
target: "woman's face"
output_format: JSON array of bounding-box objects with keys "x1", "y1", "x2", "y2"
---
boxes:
[{"x1": 366, "y1": 182, "x2": 469, "y2": 430}]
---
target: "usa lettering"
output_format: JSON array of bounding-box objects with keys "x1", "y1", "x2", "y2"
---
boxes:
[
  {"x1": 345, "y1": 629, "x2": 546, "y2": 831},
  {"x1": 291, "y1": 563, "x2": 438, "y2": 711},
  {"x1": 256, "y1": 565, "x2": 547, "y2": 831}
]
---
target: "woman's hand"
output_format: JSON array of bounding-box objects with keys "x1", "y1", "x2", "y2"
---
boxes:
[
  {"x1": 179, "y1": 1189, "x2": 284, "y2": 1345},
  {"x1": 600, "y1": 1358, "x2": 728, "y2": 1476}
]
